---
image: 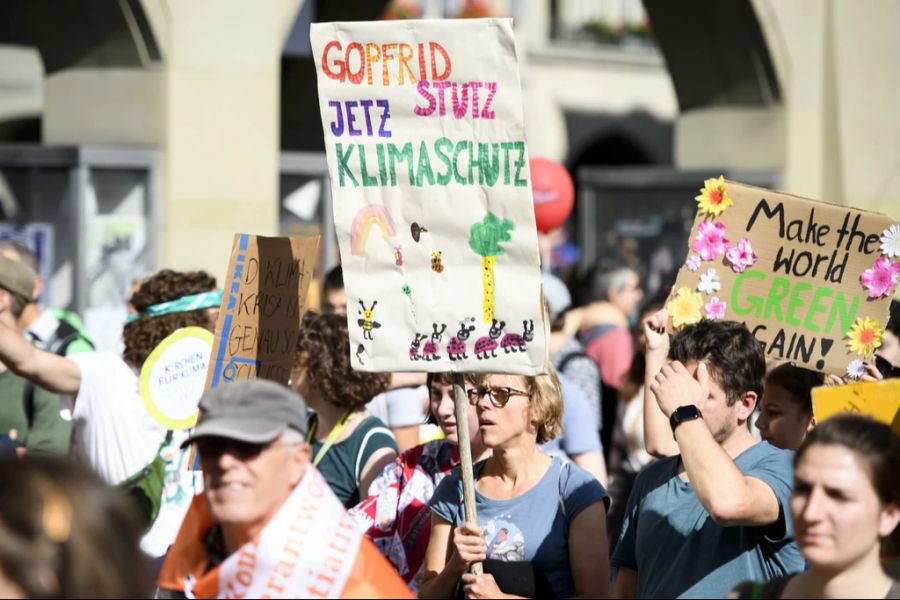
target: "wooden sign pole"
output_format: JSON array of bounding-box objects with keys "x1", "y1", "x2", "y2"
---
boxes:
[{"x1": 452, "y1": 372, "x2": 483, "y2": 576}]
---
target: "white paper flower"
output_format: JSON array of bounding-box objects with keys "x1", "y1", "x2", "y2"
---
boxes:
[
  {"x1": 686, "y1": 255, "x2": 702, "y2": 272},
  {"x1": 846, "y1": 359, "x2": 866, "y2": 379},
  {"x1": 881, "y1": 224, "x2": 900, "y2": 258},
  {"x1": 697, "y1": 268, "x2": 721, "y2": 295}
]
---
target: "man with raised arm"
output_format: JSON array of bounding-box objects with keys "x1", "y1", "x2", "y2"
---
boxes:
[{"x1": 612, "y1": 318, "x2": 803, "y2": 598}]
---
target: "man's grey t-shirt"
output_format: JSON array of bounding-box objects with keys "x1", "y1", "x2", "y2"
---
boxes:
[
  {"x1": 431, "y1": 457, "x2": 608, "y2": 598},
  {"x1": 611, "y1": 441, "x2": 804, "y2": 598}
]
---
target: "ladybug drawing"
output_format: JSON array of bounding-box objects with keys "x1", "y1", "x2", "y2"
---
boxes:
[
  {"x1": 500, "y1": 320, "x2": 535, "y2": 354},
  {"x1": 473, "y1": 319, "x2": 505, "y2": 360},
  {"x1": 421, "y1": 323, "x2": 447, "y2": 361},
  {"x1": 447, "y1": 317, "x2": 476, "y2": 361},
  {"x1": 409, "y1": 333, "x2": 426, "y2": 361}
]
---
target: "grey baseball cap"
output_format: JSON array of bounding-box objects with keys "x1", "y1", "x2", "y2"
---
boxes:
[
  {"x1": 0, "y1": 255, "x2": 36, "y2": 301},
  {"x1": 182, "y1": 379, "x2": 309, "y2": 448}
]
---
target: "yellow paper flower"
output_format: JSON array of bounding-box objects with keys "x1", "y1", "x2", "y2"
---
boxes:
[
  {"x1": 695, "y1": 176, "x2": 733, "y2": 217},
  {"x1": 846, "y1": 316, "x2": 884, "y2": 359},
  {"x1": 668, "y1": 287, "x2": 704, "y2": 329}
]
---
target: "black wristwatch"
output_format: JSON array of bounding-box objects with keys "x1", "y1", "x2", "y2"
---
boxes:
[{"x1": 670, "y1": 405, "x2": 702, "y2": 433}]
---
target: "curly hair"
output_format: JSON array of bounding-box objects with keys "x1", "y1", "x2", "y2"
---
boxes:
[
  {"x1": 122, "y1": 269, "x2": 217, "y2": 368},
  {"x1": 293, "y1": 311, "x2": 390, "y2": 410}
]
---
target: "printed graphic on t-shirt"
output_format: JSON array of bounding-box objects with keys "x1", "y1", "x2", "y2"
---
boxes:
[{"x1": 483, "y1": 516, "x2": 525, "y2": 561}]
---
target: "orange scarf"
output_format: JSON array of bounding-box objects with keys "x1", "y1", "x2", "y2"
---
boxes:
[{"x1": 157, "y1": 467, "x2": 412, "y2": 598}]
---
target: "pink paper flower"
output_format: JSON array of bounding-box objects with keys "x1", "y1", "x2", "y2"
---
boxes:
[
  {"x1": 704, "y1": 296, "x2": 727, "y2": 320},
  {"x1": 725, "y1": 238, "x2": 759, "y2": 273},
  {"x1": 686, "y1": 255, "x2": 701, "y2": 272},
  {"x1": 691, "y1": 219, "x2": 729, "y2": 261},
  {"x1": 860, "y1": 256, "x2": 900, "y2": 298}
]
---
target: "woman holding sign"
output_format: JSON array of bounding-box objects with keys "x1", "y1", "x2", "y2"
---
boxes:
[
  {"x1": 290, "y1": 311, "x2": 398, "y2": 508},
  {"x1": 418, "y1": 367, "x2": 609, "y2": 599}
]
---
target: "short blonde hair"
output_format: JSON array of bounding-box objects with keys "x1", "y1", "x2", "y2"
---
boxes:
[{"x1": 524, "y1": 365, "x2": 563, "y2": 444}]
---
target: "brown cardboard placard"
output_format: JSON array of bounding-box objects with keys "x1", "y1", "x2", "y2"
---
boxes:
[
  {"x1": 205, "y1": 233, "x2": 321, "y2": 389},
  {"x1": 669, "y1": 179, "x2": 898, "y2": 376}
]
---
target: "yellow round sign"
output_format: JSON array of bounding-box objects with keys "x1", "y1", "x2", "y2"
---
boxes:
[{"x1": 140, "y1": 327, "x2": 214, "y2": 430}]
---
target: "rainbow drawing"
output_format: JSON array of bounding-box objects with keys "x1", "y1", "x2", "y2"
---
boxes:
[{"x1": 350, "y1": 204, "x2": 397, "y2": 256}]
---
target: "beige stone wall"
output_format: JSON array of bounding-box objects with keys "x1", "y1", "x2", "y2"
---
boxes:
[
  {"x1": 754, "y1": 0, "x2": 900, "y2": 219},
  {"x1": 516, "y1": 2, "x2": 677, "y2": 162},
  {"x1": 34, "y1": 0, "x2": 302, "y2": 281},
  {"x1": 160, "y1": 0, "x2": 301, "y2": 279}
]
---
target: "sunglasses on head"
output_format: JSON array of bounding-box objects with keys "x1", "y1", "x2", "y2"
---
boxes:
[{"x1": 466, "y1": 385, "x2": 529, "y2": 408}]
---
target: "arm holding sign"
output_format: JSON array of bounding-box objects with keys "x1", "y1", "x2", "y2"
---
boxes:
[
  {"x1": 0, "y1": 321, "x2": 82, "y2": 395},
  {"x1": 642, "y1": 309, "x2": 679, "y2": 458}
]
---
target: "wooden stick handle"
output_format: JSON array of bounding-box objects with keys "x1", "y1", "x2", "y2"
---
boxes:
[{"x1": 452, "y1": 372, "x2": 483, "y2": 577}]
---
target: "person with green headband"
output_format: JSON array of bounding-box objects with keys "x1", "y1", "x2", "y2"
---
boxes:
[{"x1": 0, "y1": 268, "x2": 220, "y2": 559}]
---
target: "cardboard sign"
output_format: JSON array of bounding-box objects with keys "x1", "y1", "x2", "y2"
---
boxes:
[
  {"x1": 669, "y1": 179, "x2": 899, "y2": 376},
  {"x1": 311, "y1": 19, "x2": 548, "y2": 375},
  {"x1": 812, "y1": 380, "x2": 900, "y2": 434},
  {"x1": 205, "y1": 234, "x2": 320, "y2": 388},
  {"x1": 140, "y1": 327, "x2": 214, "y2": 430}
]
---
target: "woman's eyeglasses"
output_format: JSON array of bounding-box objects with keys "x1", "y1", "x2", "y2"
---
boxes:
[{"x1": 466, "y1": 386, "x2": 529, "y2": 408}]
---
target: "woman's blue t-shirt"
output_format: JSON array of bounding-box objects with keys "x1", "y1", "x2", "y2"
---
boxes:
[{"x1": 429, "y1": 456, "x2": 608, "y2": 598}]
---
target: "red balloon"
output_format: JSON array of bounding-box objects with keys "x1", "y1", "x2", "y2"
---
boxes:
[{"x1": 529, "y1": 157, "x2": 574, "y2": 233}]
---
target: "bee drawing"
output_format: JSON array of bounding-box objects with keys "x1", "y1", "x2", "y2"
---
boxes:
[
  {"x1": 430, "y1": 251, "x2": 444, "y2": 273},
  {"x1": 357, "y1": 299, "x2": 381, "y2": 340}
]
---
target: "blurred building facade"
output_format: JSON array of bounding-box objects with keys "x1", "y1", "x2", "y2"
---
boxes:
[{"x1": 0, "y1": 0, "x2": 898, "y2": 330}]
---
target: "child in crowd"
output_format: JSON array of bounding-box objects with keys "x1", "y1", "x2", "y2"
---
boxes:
[{"x1": 755, "y1": 364, "x2": 823, "y2": 451}]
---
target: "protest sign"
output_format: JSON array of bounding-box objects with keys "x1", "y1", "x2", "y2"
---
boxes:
[
  {"x1": 812, "y1": 380, "x2": 900, "y2": 434},
  {"x1": 311, "y1": 19, "x2": 547, "y2": 375},
  {"x1": 140, "y1": 326, "x2": 213, "y2": 430},
  {"x1": 669, "y1": 178, "x2": 899, "y2": 376},
  {"x1": 205, "y1": 234, "x2": 320, "y2": 389}
]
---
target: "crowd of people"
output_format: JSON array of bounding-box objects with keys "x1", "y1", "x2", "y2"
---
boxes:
[{"x1": 0, "y1": 234, "x2": 898, "y2": 598}]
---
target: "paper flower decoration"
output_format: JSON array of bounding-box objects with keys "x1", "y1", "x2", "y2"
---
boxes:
[
  {"x1": 725, "y1": 238, "x2": 759, "y2": 273},
  {"x1": 698, "y1": 268, "x2": 721, "y2": 295},
  {"x1": 880, "y1": 224, "x2": 900, "y2": 258},
  {"x1": 686, "y1": 255, "x2": 702, "y2": 272},
  {"x1": 860, "y1": 256, "x2": 900, "y2": 299},
  {"x1": 668, "y1": 287, "x2": 704, "y2": 329},
  {"x1": 846, "y1": 316, "x2": 884, "y2": 359},
  {"x1": 695, "y1": 176, "x2": 733, "y2": 218},
  {"x1": 845, "y1": 359, "x2": 866, "y2": 379},
  {"x1": 704, "y1": 296, "x2": 727, "y2": 320},
  {"x1": 691, "y1": 219, "x2": 729, "y2": 261}
]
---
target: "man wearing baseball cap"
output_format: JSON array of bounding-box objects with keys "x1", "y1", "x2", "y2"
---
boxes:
[
  {"x1": 157, "y1": 379, "x2": 411, "y2": 599},
  {"x1": 0, "y1": 255, "x2": 70, "y2": 454}
]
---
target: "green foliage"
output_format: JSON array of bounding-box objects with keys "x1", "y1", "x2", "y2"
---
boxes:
[{"x1": 468, "y1": 212, "x2": 515, "y2": 257}]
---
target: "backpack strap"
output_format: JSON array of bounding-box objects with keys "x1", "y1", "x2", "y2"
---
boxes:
[
  {"x1": 22, "y1": 319, "x2": 94, "y2": 430},
  {"x1": 22, "y1": 380, "x2": 36, "y2": 430},
  {"x1": 576, "y1": 323, "x2": 618, "y2": 347},
  {"x1": 558, "y1": 459, "x2": 571, "y2": 522},
  {"x1": 48, "y1": 319, "x2": 94, "y2": 356},
  {"x1": 557, "y1": 349, "x2": 590, "y2": 372}
]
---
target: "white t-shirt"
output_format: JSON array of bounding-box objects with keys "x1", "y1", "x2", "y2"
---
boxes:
[{"x1": 68, "y1": 352, "x2": 201, "y2": 557}]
